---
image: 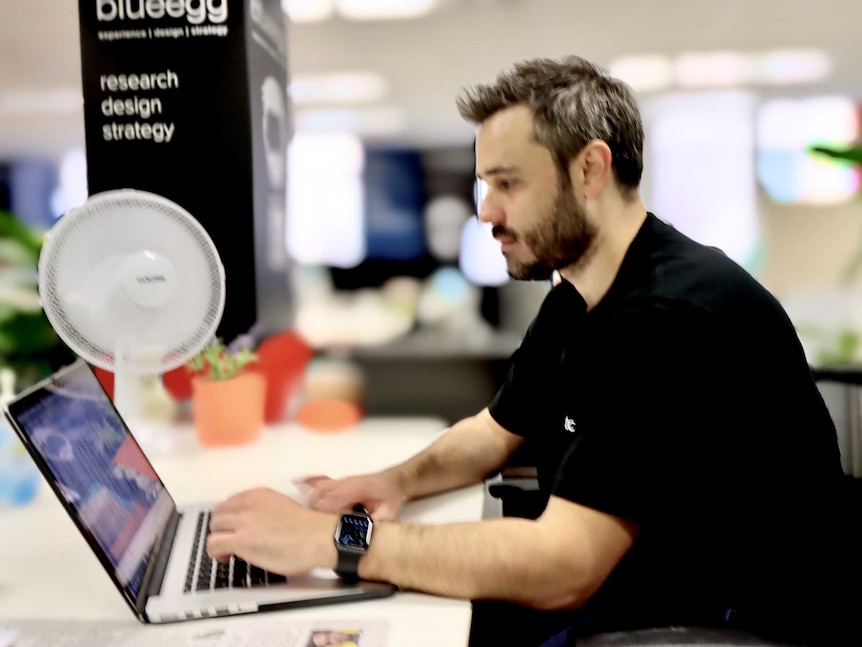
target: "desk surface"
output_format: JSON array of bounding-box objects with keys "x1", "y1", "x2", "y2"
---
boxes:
[{"x1": 0, "y1": 417, "x2": 484, "y2": 646}]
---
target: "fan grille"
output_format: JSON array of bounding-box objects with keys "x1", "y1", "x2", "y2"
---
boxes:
[{"x1": 39, "y1": 190, "x2": 226, "y2": 374}]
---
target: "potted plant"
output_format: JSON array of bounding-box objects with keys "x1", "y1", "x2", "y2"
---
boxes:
[
  {"x1": 799, "y1": 144, "x2": 862, "y2": 366},
  {"x1": 186, "y1": 338, "x2": 266, "y2": 447},
  {"x1": 0, "y1": 210, "x2": 74, "y2": 388}
]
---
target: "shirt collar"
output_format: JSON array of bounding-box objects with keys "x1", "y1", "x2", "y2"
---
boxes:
[{"x1": 557, "y1": 212, "x2": 663, "y2": 315}]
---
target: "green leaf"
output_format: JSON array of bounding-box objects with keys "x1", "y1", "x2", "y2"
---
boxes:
[
  {"x1": 808, "y1": 144, "x2": 862, "y2": 166},
  {"x1": 836, "y1": 329, "x2": 860, "y2": 360},
  {"x1": 0, "y1": 312, "x2": 61, "y2": 356},
  {"x1": 186, "y1": 337, "x2": 259, "y2": 381},
  {"x1": 0, "y1": 211, "x2": 43, "y2": 263}
]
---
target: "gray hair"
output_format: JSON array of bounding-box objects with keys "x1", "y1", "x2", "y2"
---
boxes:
[{"x1": 456, "y1": 56, "x2": 644, "y2": 195}]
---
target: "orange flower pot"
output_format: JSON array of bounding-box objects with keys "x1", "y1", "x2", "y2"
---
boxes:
[{"x1": 191, "y1": 371, "x2": 266, "y2": 447}]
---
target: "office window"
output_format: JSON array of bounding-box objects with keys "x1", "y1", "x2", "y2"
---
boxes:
[{"x1": 286, "y1": 133, "x2": 366, "y2": 268}]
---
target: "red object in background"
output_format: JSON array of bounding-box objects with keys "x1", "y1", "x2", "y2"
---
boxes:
[
  {"x1": 162, "y1": 365, "x2": 193, "y2": 401},
  {"x1": 256, "y1": 330, "x2": 314, "y2": 423},
  {"x1": 93, "y1": 366, "x2": 115, "y2": 400}
]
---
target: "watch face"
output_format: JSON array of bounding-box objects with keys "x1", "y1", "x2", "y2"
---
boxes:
[{"x1": 337, "y1": 514, "x2": 370, "y2": 550}]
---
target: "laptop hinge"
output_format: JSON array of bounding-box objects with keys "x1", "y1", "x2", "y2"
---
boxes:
[{"x1": 136, "y1": 509, "x2": 182, "y2": 613}]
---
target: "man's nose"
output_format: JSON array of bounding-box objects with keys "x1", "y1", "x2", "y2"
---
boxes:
[{"x1": 478, "y1": 195, "x2": 503, "y2": 226}]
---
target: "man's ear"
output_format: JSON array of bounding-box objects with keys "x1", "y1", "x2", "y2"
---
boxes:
[{"x1": 569, "y1": 140, "x2": 613, "y2": 199}]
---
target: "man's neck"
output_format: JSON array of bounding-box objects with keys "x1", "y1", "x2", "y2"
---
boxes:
[{"x1": 558, "y1": 200, "x2": 648, "y2": 311}]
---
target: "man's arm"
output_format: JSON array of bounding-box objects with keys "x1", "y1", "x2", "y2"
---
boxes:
[
  {"x1": 306, "y1": 408, "x2": 524, "y2": 517},
  {"x1": 360, "y1": 496, "x2": 637, "y2": 609},
  {"x1": 207, "y1": 490, "x2": 638, "y2": 611},
  {"x1": 388, "y1": 407, "x2": 524, "y2": 499}
]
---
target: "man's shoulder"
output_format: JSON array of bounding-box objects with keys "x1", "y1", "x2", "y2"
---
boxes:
[
  {"x1": 600, "y1": 295, "x2": 713, "y2": 346},
  {"x1": 641, "y1": 230, "x2": 779, "y2": 322}
]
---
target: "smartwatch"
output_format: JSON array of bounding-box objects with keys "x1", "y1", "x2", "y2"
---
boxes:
[{"x1": 333, "y1": 504, "x2": 373, "y2": 583}]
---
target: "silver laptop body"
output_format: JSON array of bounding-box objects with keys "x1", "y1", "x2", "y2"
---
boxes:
[{"x1": 3, "y1": 360, "x2": 395, "y2": 623}]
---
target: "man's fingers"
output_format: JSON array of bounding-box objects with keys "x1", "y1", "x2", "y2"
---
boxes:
[
  {"x1": 315, "y1": 490, "x2": 370, "y2": 514},
  {"x1": 295, "y1": 475, "x2": 332, "y2": 487},
  {"x1": 208, "y1": 512, "x2": 240, "y2": 533},
  {"x1": 206, "y1": 531, "x2": 239, "y2": 562},
  {"x1": 371, "y1": 501, "x2": 398, "y2": 521},
  {"x1": 308, "y1": 481, "x2": 340, "y2": 509},
  {"x1": 308, "y1": 493, "x2": 335, "y2": 512},
  {"x1": 211, "y1": 490, "x2": 256, "y2": 515},
  {"x1": 300, "y1": 477, "x2": 380, "y2": 514},
  {"x1": 311, "y1": 491, "x2": 355, "y2": 513}
]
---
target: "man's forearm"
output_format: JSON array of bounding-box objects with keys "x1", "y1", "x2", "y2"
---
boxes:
[
  {"x1": 382, "y1": 409, "x2": 521, "y2": 500},
  {"x1": 355, "y1": 518, "x2": 589, "y2": 610}
]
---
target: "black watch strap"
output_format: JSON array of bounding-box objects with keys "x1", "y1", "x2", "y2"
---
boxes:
[{"x1": 335, "y1": 550, "x2": 361, "y2": 584}]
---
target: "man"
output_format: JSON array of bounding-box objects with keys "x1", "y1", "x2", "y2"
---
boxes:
[{"x1": 207, "y1": 57, "x2": 856, "y2": 645}]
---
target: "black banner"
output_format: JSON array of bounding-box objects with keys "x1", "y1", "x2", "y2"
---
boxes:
[{"x1": 78, "y1": 0, "x2": 293, "y2": 345}]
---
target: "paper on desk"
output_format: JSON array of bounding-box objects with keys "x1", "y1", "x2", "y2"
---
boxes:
[{"x1": 0, "y1": 619, "x2": 386, "y2": 647}]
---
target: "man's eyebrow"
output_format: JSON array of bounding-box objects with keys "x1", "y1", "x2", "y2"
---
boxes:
[{"x1": 477, "y1": 166, "x2": 520, "y2": 180}]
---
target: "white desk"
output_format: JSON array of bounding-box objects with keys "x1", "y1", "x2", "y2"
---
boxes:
[{"x1": 0, "y1": 417, "x2": 484, "y2": 646}]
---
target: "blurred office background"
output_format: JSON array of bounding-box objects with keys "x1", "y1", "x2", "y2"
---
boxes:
[{"x1": 2, "y1": 0, "x2": 862, "y2": 423}]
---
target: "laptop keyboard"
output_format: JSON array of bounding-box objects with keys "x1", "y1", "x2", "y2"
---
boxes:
[{"x1": 184, "y1": 511, "x2": 287, "y2": 594}]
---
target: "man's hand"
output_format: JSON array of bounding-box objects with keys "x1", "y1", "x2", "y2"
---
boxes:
[
  {"x1": 206, "y1": 487, "x2": 338, "y2": 575},
  {"x1": 298, "y1": 472, "x2": 407, "y2": 520}
]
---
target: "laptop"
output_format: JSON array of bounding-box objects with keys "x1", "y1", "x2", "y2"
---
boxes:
[{"x1": 2, "y1": 359, "x2": 396, "y2": 623}]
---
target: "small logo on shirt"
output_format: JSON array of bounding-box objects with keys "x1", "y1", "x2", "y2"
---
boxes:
[{"x1": 564, "y1": 416, "x2": 577, "y2": 433}]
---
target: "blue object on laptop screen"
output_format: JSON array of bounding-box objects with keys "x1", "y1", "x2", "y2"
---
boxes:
[{"x1": 13, "y1": 365, "x2": 172, "y2": 597}]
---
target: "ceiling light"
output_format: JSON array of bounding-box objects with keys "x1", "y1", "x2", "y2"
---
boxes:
[
  {"x1": 674, "y1": 51, "x2": 748, "y2": 88},
  {"x1": 336, "y1": 0, "x2": 439, "y2": 21},
  {"x1": 611, "y1": 48, "x2": 834, "y2": 94},
  {"x1": 608, "y1": 55, "x2": 673, "y2": 93},
  {"x1": 749, "y1": 49, "x2": 832, "y2": 85},
  {"x1": 281, "y1": 0, "x2": 335, "y2": 23},
  {"x1": 294, "y1": 106, "x2": 408, "y2": 136},
  {"x1": 289, "y1": 72, "x2": 388, "y2": 105}
]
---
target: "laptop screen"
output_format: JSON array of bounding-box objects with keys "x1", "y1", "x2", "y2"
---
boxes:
[{"x1": 6, "y1": 361, "x2": 175, "y2": 599}]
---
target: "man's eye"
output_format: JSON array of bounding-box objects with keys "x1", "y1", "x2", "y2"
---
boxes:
[{"x1": 498, "y1": 179, "x2": 515, "y2": 190}]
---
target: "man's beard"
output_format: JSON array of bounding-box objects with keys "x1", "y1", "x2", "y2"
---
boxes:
[{"x1": 494, "y1": 182, "x2": 597, "y2": 281}]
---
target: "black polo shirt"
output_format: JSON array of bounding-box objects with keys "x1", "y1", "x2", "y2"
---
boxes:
[{"x1": 488, "y1": 213, "x2": 852, "y2": 639}]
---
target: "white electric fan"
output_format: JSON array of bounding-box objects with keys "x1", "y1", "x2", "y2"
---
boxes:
[{"x1": 38, "y1": 188, "x2": 226, "y2": 453}]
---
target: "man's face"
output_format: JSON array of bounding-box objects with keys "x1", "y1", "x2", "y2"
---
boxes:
[{"x1": 475, "y1": 105, "x2": 596, "y2": 280}]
